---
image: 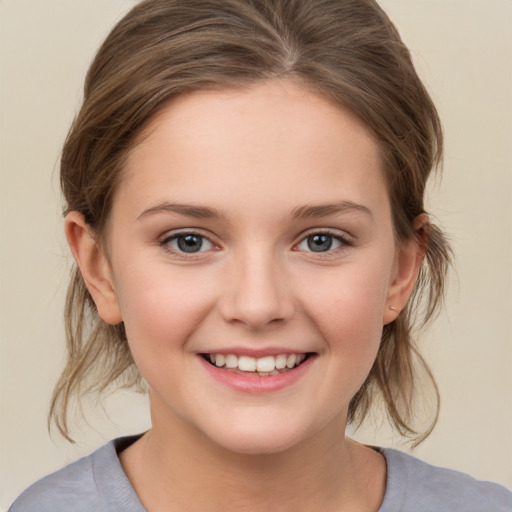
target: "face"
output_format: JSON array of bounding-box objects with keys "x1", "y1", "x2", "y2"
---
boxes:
[{"x1": 88, "y1": 80, "x2": 413, "y2": 454}]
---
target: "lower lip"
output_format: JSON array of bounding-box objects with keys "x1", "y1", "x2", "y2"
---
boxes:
[{"x1": 198, "y1": 355, "x2": 315, "y2": 394}]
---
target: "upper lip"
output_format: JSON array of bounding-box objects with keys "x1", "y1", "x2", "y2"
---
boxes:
[{"x1": 198, "y1": 347, "x2": 312, "y2": 358}]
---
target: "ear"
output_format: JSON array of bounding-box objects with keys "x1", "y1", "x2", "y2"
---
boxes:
[
  {"x1": 65, "y1": 211, "x2": 123, "y2": 325},
  {"x1": 383, "y1": 214, "x2": 428, "y2": 325}
]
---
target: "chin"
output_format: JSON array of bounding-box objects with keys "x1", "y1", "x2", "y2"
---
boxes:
[
  {"x1": 202, "y1": 419, "x2": 313, "y2": 456},
  {"x1": 215, "y1": 435, "x2": 300, "y2": 456}
]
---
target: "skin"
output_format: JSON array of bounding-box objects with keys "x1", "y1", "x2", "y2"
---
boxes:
[{"x1": 66, "y1": 79, "x2": 425, "y2": 512}]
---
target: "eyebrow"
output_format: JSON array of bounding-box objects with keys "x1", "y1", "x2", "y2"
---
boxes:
[
  {"x1": 292, "y1": 201, "x2": 373, "y2": 220},
  {"x1": 137, "y1": 202, "x2": 223, "y2": 220},
  {"x1": 137, "y1": 200, "x2": 372, "y2": 221}
]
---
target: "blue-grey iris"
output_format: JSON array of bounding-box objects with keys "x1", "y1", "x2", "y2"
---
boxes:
[
  {"x1": 177, "y1": 235, "x2": 203, "y2": 253},
  {"x1": 307, "y1": 234, "x2": 333, "y2": 252}
]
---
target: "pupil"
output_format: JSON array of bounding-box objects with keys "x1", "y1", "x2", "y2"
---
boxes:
[
  {"x1": 307, "y1": 234, "x2": 332, "y2": 252},
  {"x1": 177, "y1": 235, "x2": 203, "y2": 253}
]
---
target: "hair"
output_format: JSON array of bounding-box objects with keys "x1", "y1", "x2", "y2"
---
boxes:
[{"x1": 50, "y1": 0, "x2": 451, "y2": 443}]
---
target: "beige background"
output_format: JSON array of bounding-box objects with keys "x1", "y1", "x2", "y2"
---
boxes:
[{"x1": 1, "y1": 0, "x2": 511, "y2": 508}]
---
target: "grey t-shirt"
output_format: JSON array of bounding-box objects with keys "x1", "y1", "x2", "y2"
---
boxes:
[{"x1": 8, "y1": 436, "x2": 512, "y2": 511}]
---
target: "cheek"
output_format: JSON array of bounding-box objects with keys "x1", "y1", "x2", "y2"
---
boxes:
[
  {"x1": 112, "y1": 264, "x2": 218, "y2": 365},
  {"x1": 297, "y1": 260, "x2": 391, "y2": 352}
]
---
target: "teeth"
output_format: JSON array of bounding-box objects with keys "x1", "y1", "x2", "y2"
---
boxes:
[
  {"x1": 238, "y1": 356, "x2": 256, "y2": 372},
  {"x1": 225, "y1": 354, "x2": 238, "y2": 368},
  {"x1": 206, "y1": 353, "x2": 307, "y2": 373},
  {"x1": 286, "y1": 354, "x2": 297, "y2": 368},
  {"x1": 275, "y1": 354, "x2": 287, "y2": 369},
  {"x1": 256, "y1": 356, "x2": 275, "y2": 372}
]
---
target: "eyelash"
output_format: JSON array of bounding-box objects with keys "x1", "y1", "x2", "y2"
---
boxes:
[
  {"x1": 159, "y1": 230, "x2": 216, "y2": 258},
  {"x1": 294, "y1": 229, "x2": 353, "y2": 256},
  {"x1": 158, "y1": 229, "x2": 353, "y2": 259}
]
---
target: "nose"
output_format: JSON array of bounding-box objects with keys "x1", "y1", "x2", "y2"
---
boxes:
[{"x1": 218, "y1": 247, "x2": 295, "y2": 330}]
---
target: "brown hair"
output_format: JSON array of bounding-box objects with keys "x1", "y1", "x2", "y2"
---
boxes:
[{"x1": 51, "y1": 0, "x2": 451, "y2": 443}]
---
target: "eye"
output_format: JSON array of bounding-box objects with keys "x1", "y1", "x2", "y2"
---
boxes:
[
  {"x1": 162, "y1": 232, "x2": 214, "y2": 254},
  {"x1": 296, "y1": 232, "x2": 347, "y2": 253}
]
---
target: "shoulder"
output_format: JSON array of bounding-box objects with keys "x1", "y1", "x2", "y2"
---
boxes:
[
  {"x1": 380, "y1": 448, "x2": 512, "y2": 512},
  {"x1": 8, "y1": 449, "x2": 102, "y2": 512},
  {"x1": 8, "y1": 436, "x2": 144, "y2": 512}
]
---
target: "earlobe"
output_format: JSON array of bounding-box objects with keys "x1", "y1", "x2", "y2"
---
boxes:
[
  {"x1": 64, "y1": 211, "x2": 123, "y2": 325},
  {"x1": 383, "y1": 214, "x2": 428, "y2": 325}
]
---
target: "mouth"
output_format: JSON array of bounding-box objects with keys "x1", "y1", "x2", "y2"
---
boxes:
[{"x1": 201, "y1": 352, "x2": 312, "y2": 377}]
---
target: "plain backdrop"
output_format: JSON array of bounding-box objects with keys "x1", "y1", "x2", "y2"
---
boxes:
[{"x1": 1, "y1": 0, "x2": 511, "y2": 509}]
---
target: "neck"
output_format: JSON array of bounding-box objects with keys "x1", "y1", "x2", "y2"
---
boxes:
[{"x1": 119, "y1": 399, "x2": 386, "y2": 512}]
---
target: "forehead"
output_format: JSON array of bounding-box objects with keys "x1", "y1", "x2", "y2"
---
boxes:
[{"x1": 117, "y1": 79, "x2": 388, "y2": 219}]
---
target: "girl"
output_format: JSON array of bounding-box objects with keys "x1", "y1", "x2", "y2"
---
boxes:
[{"x1": 8, "y1": 0, "x2": 512, "y2": 511}]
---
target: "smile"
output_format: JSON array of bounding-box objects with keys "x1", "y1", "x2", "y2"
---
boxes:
[{"x1": 202, "y1": 353, "x2": 309, "y2": 376}]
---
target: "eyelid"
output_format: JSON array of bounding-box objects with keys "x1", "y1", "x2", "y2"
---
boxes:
[
  {"x1": 159, "y1": 229, "x2": 219, "y2": 255},
  {"x1": 157, "y1": 227, "x2": 353, "y2": 256},
  {"x1": 293, "y1": 228, "x2": 353, "y2": 253}
]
